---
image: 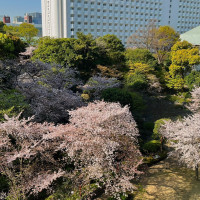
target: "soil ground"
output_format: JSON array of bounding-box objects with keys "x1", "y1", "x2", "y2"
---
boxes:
[{"x1": 134, "y1": 158, "x2": 200, "y2": 200}]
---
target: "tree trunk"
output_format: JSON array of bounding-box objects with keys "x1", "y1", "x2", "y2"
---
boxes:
[{"x1": 195, "y1": 165, "x2": 199, "y2": 180}]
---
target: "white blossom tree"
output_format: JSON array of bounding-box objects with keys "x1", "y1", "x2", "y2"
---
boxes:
[
  {"x1": 161, "y1": 114, "x2": 200, "y2": 180},
  {"x1": 188, "y1": 87, "x2": 200, "y2": 113},
  {"x1": 0, "y1": 101, "x2": 142, "y2": 199}
]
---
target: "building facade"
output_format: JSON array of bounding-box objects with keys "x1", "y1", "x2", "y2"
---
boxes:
[
  {"x1": 24, "y1": 15, "x2": 33, "y2": 23},
  {"x1": 13, "y1": 16, "x2": 24, "y2": 24},
  {"x1": 26, "y1": 12, "x2": 42, "y2": 24},
  {"x1": 3, "y1": 16, "x2": 10, "y2": 24},
  {"x1": 42, "y1": 0, "x2": 200, "y2": 44}
]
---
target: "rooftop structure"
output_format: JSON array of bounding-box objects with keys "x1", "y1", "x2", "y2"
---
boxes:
[{"x1": 180, "y1": 26, "x2": 200, "y2": 46}]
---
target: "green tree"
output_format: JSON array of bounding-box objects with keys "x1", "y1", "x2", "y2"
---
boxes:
[
  {"x1": 185, "y1": 71, "x2": 200, "y2": 90},
  {"x1": 128, "y1": 25, "x2": 180, "y2": 64},
  {"x1": 0, "y1": 33, "x2": 15, "y2": 59},
  {"x1": 72, "y1": 32, "x2": 99, "y2": 71},
  {"x1": 96, "y1": 34, "x2": 125, "y2": 65},
  {"x1": 3, "y1": 23, "x2": 38, "y2": 45},
  {"x1": 129, "y1": 62, "x2": 154, "y2": 75},
  {"x1": 167, "y1": 41, "x2": 200, "y2": 90},
  {"x1": 33, "y1": 33, "x2": 99, "y2": 76},
  {"x1": 125, "y1": 48, "x2": 157, "y2": 68},
  {"x1": 7, "y1": 35, "x2": 25, "y2": 56},
  {"x1": 0, "y1": 33, "x2": 25, "y2": 60},
  {"x1": 0, "y1": 21, "x2": 5, "y2": 33},
  {"x1": 18, "y1": 23, "x2": 38, "y2": 44},
  {"x1": 32, "y1": 36, "x2": 76, "y2": 66},
  {"x1": 154, "y1": 26, "x2": 180, "y2": 64},
  {"x1": 3, "y1": 25, "x2": 19, "y2": 36}
]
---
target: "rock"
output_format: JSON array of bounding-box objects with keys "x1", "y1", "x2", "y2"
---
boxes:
[{"x1": 146, "y1": 185, "x2": 158, "y2": 195}]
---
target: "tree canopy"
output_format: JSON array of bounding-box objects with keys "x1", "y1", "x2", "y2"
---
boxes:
[
  {"x1": 127, "y1": 25, "x2": 180, "y2": 64},
  {"x1": 167, "y1": 41, "x2": 200, "y2": 90},
  {"x1": 96, "y1": 34, "x2": 125, "y2": 65},
  {"x1": 33, "y1": 33, "x2": 99, "y2": 75},
  {"x1": 0, "y1": 33, "x2": 25, "y2": 60},
  {"x1": 4, "y1": 23, "x2": 38, "y2": 45},
  {"x1": 125, "y1": 48, "x2": 157, "y2": 68}
]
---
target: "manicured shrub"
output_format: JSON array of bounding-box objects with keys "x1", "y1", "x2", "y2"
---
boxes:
[
  {"x1": 101, "y1": 88, "x2": 145, "y2": 111},
  {"x1": 153, "y1": 118, "x2": 170, "y2": 140},
  {"x1": 125, "y1": 73, "x2": 148, "y2": 91},
  {"x1": 101, "y1": 88, "x2": 132, "y2": 107},
  {"x1": 143, "y1": 140, "x2": 161, "y2": 153},
  {"x1": 130, "y1": 92, "x2": 145, "y2": 111},
  {"x1": 185, "y1": 71, "x2": 200, "y2": 90},
  {"x1": 125, "y1": 48, "x2": 157, "y2": 67},
  {"x1": 0, "y1": 33, "x2": 25, "y2": 60},
  {"x1": 0, "y1": 89, "x2": 29, "y2": 121}
]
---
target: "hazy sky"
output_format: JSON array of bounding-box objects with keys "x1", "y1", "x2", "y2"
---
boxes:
[{"x1": 0, "y1": 0, "x2": 41, "y2": 20}]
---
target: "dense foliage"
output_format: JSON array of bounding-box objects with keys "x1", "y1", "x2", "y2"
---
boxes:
[
  {"x1": 1, "y1": 27, "x2": 200, "y2": 199},
  {"x1": 167, "y1": 41, "x2": 200, "y2": 90},
  {"x1": 32, "y1": 34, "x2": 125, "y2": 76},
  {"x1": 4, "y1": 23, "x2": 38, "y2": 45},
  {"x1": 0, "y1": 89, "x2": 29, "y2": 121},
  {"x1": 127, "y1": 25, "x2": 180, "y2": 64},
  {"x1": 0, "y1": 33, "x2": 25, "y2": 59},
  {"x1": 185, "y1": 71, "x2": 200, "y2": 90},
  {"x1": 32, "y1": 33, "x2": 99, "y2": 76},
  {"x1": 96, "y1": 34, "x2": 125, "y2": 65},
  {"x1": 101, "y1": 88, "x2": 144, "y2": 112},
  {"x1": 0, "y1": 21, "x2": 5, "y2": 33},
  {"x1": 125, "y1": 72, "x2": 148, "y2": 91},
  {"x1": 125, "y1": 48, "x2": 157, "y2": 68}
]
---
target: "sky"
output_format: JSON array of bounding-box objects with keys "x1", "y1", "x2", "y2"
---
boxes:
[{"x1": 0, "y1": 0, "x2": 41, "y2": 20}]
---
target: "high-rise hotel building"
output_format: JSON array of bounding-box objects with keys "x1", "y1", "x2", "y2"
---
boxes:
[{"x1": 42, "y1": 0, "x2": 200, "y2": 44}]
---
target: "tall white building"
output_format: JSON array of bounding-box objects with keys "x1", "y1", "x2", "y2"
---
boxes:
[{"x1": 42, "y1": 0, "x2": 200, "y2": 44}]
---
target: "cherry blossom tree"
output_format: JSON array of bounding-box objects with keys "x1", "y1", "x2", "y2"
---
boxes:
[
  {"x1": 187, "y1": 87, "x2": 200, "y2": 113},
  {"x1": 0, "y1": 101, "x2": 142, "y2": 199},
  {"x1": 68, "y1": 101, "x2": 142, "y2": 195},
  {"x1": 161, "y1": 114, "x2": 200, "y2": 180}
]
